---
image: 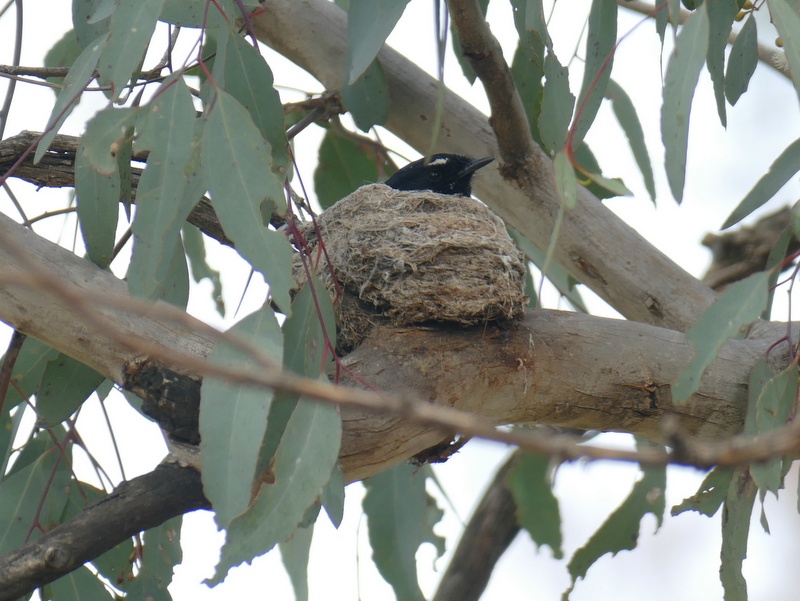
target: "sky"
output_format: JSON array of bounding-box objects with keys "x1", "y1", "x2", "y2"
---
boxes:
[{"x1": 1, "y1": 1, "x2": 800, "y2": 600}]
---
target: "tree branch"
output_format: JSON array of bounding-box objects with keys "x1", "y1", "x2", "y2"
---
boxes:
[{"x1": 0, "y1": 462, "x2": 209, "y2": 601}]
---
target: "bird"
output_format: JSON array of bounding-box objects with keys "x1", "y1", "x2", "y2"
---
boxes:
[{"x1": 384, "y1": 153, "x2": 494, "y2": 196}]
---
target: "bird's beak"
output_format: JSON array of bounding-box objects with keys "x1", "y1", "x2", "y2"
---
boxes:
[{"x1": 458, "y1": 156, "x2": 494, "y2": 179}]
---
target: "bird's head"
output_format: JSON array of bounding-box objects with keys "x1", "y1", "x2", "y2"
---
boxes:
[{"x1": 384, "y1": 154, "x2": 494, "y2": 196}]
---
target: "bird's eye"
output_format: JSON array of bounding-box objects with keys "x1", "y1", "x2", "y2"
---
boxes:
[{"x1": 428, "y1": 170, "x2": 441, "y2": 180}]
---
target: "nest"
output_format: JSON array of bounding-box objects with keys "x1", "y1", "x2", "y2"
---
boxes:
[{"x1": 294, "y1": 184, "x2": 528, "y2": 353}]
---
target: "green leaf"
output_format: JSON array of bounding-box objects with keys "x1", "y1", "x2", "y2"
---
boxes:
[
  {"x1": 672, "y1": 271, "x2": 769, "y2": 404},
  {"x1": 583, "y1": 171, "x2": 632, "y2": 198},
  {"x1": 565, "y1": 464, "x2": 665, "y2": 594},
  {"x1": 45, "y1": 565, "x2": 114, "y2": 601},
  {"x1": 214, "y1": 397, "x2": 341, "y2": 582},
  {"x1": 200, "y1": 305, "x2": 282, "y2": 526},
  {"x1": 43, "y1": 29, "x2": 84, "y2": 91},
  {"x1": 36, "y1": 353, "x2": 105, "y2": 427},
  {"x1": 605, "y1": 79, "x2": 656, "y2": 201},
  {"x1": 219, "y1": 33, "x2": 289, "y2": 174},
  {"x1": 766, "y1": 0, "x2": 800, "y2": 102},
  {"x1": 160, "y1": 236, "x2": 191, "y2": 309},
  {"x1": 80, "y1": 106, "x2": 138, "y2": 176},
  {"x1": 282, "y1": 278, "x2": 336, "y2": 378},
  {"x1": 705, "y1": 0, "x2": 738, "y2": 126},
  {"x1": 128, "y1": 77, "x2": 196, "y2": 302},
  {"x1": 571, "y1": 0, "x2": 617, "y2": 144},
  {"x1": 510, "y1": 28, "x2": 546, "y2": 147},
  {"x1": 345, "y1": 0, "x2": 410, "y2": 84},
  {"x1": 763, "y1": 225, "x2": 792, "y2": 317},
  {"x1": 126, "y1": 517, "x2": 183, "y2": 601},
  {"x1": 279, "y1": 524, "x2": 314, "y2": 601},
  {"x1": 661, "y1": 4, "x2": 709, "y2": 203},
  {"x1": 0, "y1": 439, "x2": 71, "y2": 554},
  {"x1": 725, "y1": 14, "x2": 758, "y2": 105},
  {"x1": 553, "y1": 150, "x2": 577, "y2": 208},
  {"x1": 720, "y1": 468, "x2": 755, "y2": 601},
  {"x1": 97, "y1": 0, "x2": 165, "y2": 100},
  {"x1": 321, "y1": 462, "x2": 345, "y2": 528},
  {"x1": 722, "y1": 138, "x2": 800, "y2": 229},
  {"x1": 314, "y1": 130, "x2": 391, "y2": 208},
  {"x1": 507, "y1": 453, "x2": 563, "y2": 558},
  {"x1": 342, "y1": 59, "x2": 390, "y2": 132},
  {"x1": 539, "y1": 51, "x2": 574, "y2": 154},
  {"x1": 35, "y1": 32, "x2": 107, "y2": 164},
  {"x1": 671, "y1": 467, "x2": 733, "y2": 517},
  {"x1": 0, "y1": 337, "x2": 59, "y2": 410},
  {"x1": 183, "y1": 224, "x2": 225, "y2": 317},
  {"x1": 75, "y1": 142, "x2": 119, "y2": 268},
  {"x1": 160, "y1": 0, "x2": 210, "y2": 27},
  {"x1": 72, "y1": 0, "x2": 112, "y2": 47},
  {"x1": 750, "y1": 364, "x2": 798, "y2": 494},
  {"x1": 202, "y1": 90, "x2": 293, "y2": 312},
  {"x1": 363, "y1": 464, "x2": 445, "y2": 601}
]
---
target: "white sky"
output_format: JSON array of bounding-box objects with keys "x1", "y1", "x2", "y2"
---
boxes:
[{"x1": 1, "y1": 1, "x2": 799, "y2": 600}]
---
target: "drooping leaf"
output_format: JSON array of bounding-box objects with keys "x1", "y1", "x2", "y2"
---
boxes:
[
  {"x1": 672, "y1": 467, "x2": 734, "y2": 517},
  {"x1": 507, "y1": 453, "x2": 563, "y2": 558},
  {"x1": 126, "y1": 516, "x2": 183, "y2": 601},
  {"x1": 750, "y1": 364, "x2": 798, "y2": 494},
  {"x1": 75, "y1": 143, "x2": 119, "y2": 268},
  {"x1": 672, "y1": 270, "x2": 769, "y2": 404},
  {"x1": 45, "y1": 565, "x2": 115, "y2": 601},
  {"x1": 345, "y1": 0, "x2": 410, "y2": 84},
  {"x1": 72, "y1": 0, "x2": 112, "y2": 47},
  {"x1": 705, "y1": 0, "x2": 738, "y2": 126},
  {"x1": 363, "y1": 463, "x2": 446, "y2": 601},
  {"x1": 282, "y1": 277, "x2": 336, "y2": 378},
  {"x1": 314, "y1": 130, "x2": 392, "y2": 208},
  {"x1": 213, "y1": 397, "x2": 341, "y2": 582},
  {"x1": 321, "y1": 462, "x2": 345, "y2": 528},
  {"x1": 200, "y1": 305, "x2": 282, "y2": 526},
  {"x1": 539, "y1": 51, "x2": 574, "y2": 154},
  {"x1": 36, "y1": 353, "x2": 105, "y2": 427},
  {"x1": 0, "y1": 337, "x2": 59, "y2": 410},
  {"x1": 160, "y1": 0, "x2": 212, "y2": 27},
  {"x1": 219, "y1": 33, "x2": 289, "y2": 174},
  {"x1": 565, "y1": 464, "x2": 665, "y2": 595},
  {"x1": 34, "y1": 32, "x2": 107, "y2": 164},
  {"x1": 605, "y1": 79, "x2": 656, "y2": 201},
  {"x1": 766, "y1": 0, "x2": 800, "y2": 102},
  {"x1": 202, "y1": 90, "x2": 293, "y2": 312},
  {"x1": 661, "y1": 3, "x2": 709, "y2": 202},
  {"x1": 43, "y1": 29, "x2": 83, "y2": 91},
  {"x1": 722, "y1": 138, "x2": 800, "y2": 229},
  {"x1": 279, "y1": 524, "x2": 314, "y2": 601},
  {"x1": 571, "y1": 0, "x2": 617, "y2": 144},
  {"x1": 183, "y1": 224, "x2": 225, "y2": 317},
  {"x1": 720, "y1": 468, "x2": 756, "y2": 601},
  {"x1": 510, "y1": 28, "x2": 546, "y2": 146},
  {"x1": 128, "y1": 77, "x2": 196, "y2": 302},
  {"x1": 342, "y1": 59, "x2": 390, "y2": 132},
  {"x1": 553, "y1": 150, "x2": 577, "y2": 208},
  {"x1": 0, "y1": 437, "x2": 71, "y2": 554},
  {"x1": 96, "y1": 0, "x2": 165, "y2": 100},
  {"x1": 80, "y1": 106, "x2": 137, "y2": 176},
  {"x1": 725, "y1": 14, "x2": 758, "y2": 105}
]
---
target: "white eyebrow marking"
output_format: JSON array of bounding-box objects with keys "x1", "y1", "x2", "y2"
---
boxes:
[{"x1": 428, "y1": 157, "x2": 449, "y2": 166}]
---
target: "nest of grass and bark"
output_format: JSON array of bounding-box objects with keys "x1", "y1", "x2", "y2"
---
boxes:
[{"x1": 293, "y1": 184, "x2": 528, "y2": 353}]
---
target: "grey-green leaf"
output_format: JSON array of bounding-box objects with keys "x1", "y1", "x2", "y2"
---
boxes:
[
  {"x1": 126, "y1": 517, "x2": 183, "y2": 601},
  {"x1": 279, "y1": 524, "x2": 314, "y2": 601},
  {"x1": 766, "y1": 0, "x2": 800, "y2": 103},
  {"x1": 342, "y1": 59, "x2": 390, "y2": 132},
  {"x1": 539, "y1": 51, "x2": 574, "y2": 154},
  {"x1": 720, "y1": 468, "x2": 755, "y2": 601},
  {"x1": 553, "y1": 150, "x2": 577, "y2": 208},
  {"x1": 725, "y1": 14, "x2": 758, "y2": 105},
  {"x1": 200, "y1": 305, "x2": 283, "y2": 526},
  {"x1": 661, "y1": 4, "x2": 709, "y2": 203},
  {"x1": 346, "y1": 0, "x2": 410, "y2": 84},
  {"x1": 672, "y1": 271, "x2": 769, "y2": 404},
  {"x1": 705, "y1": 0, "x2": 738, "y2": 126},
  {"x1": 37, "y1": 353, "x2": 105, "y2": 427},
  {"x1": 722, "y1": 137, "x2": 800, "y2": 229},
  {"x1": 202, "y1": 90, "x2": 293, "y2": 312},
  {"x1": 571, "y1": 0, "x2": 617, "y2": 144},
  {"x1": 35, "y1": 33, "x2": 107, "y2": 164},
  {"x1": 213, "y1": 397, "x2": 341, "y2": 582},
  {"x1": 97, "y1": 0, "x2": 165, "y2": 100},
  {"x1": 507, "y1": 453, "x2": 563, "y2": 558},
  {"x1": 75, "y1": 142, "x2": 119, "y2": 268},
  {"x1": 606, "y1": 79, "x2": 656, "y2": 201},
  {"x1": 363, "y1": 464, "x2": 446, "y2": 601},
  {"x1": 671, "y1": 467, "x2": 733, "y2": 517}
]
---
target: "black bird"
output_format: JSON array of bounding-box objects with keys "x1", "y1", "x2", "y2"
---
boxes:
[{"x1": 384, "y1": 153, "x2": 493, "y2": 196}]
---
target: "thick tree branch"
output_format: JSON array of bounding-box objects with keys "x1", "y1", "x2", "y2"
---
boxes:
[
  {"x1": 252, "y1": 0, "x2": 717, "y2": 331},
  {"x1": 0, "y1": 462, "x2": 209, "y2": 601}
]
